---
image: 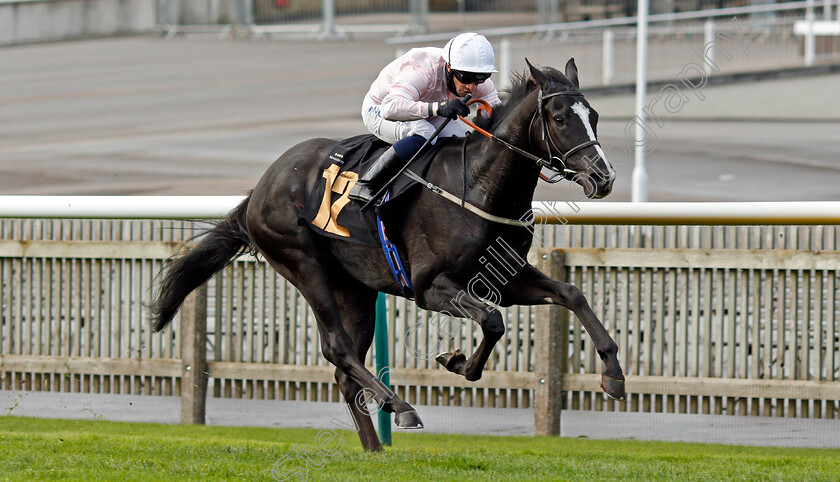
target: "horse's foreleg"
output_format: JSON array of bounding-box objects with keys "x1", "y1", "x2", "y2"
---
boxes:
[
  {"x1": 505, "y1": 265, "x2": 625, "y2": 401},
  {"x1": 418, "y1": 274, "x2": 504, "y2": 382}
]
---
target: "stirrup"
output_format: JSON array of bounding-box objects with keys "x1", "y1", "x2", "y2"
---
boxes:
[
  {"x1": 348, "y1": 146, "x2": 401, "y2": 203},
  {"x1": 348, "y1": 182, "x2": 376, "y2": 203}
]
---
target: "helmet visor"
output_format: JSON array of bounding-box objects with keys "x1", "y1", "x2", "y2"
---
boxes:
[{"x1": 451, "y1": 69, "x2": 491, "y2": 85}]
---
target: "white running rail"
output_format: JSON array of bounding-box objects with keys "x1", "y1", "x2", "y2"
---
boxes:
[{"x1": 1, "y1": 196, "x2": 839, "y2": 225}]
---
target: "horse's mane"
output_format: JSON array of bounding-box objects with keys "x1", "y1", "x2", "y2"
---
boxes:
[{"x1": 480, "y1": 66, "x2": 576, "y2": 131}]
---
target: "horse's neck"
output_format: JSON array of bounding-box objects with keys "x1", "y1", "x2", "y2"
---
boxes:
[
  {"x1": 465, "y1": 98, "x2": 540, "y2": 217},
  {"x1": 465, "y1": 135, "x2": 540, "y2": 217}
]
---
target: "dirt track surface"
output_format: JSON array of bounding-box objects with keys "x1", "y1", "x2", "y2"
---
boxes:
[
  {"x1": 4, "y1": 390, "x2": 840, "y2": 448},
  {"x1": 1, "y1": 36, "x2": 839, "y2": 201}
]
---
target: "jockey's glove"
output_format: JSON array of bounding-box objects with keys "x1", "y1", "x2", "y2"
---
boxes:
[{"x1": 435, "y1": 98, "x2": 470, "y2": 119}]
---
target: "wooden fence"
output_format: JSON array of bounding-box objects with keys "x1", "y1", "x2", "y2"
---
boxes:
[{"x1": 1, "y1": 219, "x2": 839, "y2": 432}]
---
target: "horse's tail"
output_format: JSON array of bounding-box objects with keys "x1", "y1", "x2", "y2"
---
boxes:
[{"x1": 149, "y1": 195, "x2": 253, "y2": 333}]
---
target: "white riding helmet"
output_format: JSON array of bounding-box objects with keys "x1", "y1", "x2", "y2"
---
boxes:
[{"x1": 443, "y1": 33, "x2": 497, "y2": 74}]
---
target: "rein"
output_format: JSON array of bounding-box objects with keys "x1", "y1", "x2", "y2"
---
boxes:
[
  {"x1": 459, "y1": 89, "x2": 601, "y2": 183},
  {"x1": 399, "y1": 87, "x2": 602, "y2": 228}
]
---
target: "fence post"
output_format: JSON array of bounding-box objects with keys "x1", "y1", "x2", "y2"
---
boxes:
[
  {"x1": 321, "y1": 0, "x2": 337, "y2": 39},
  {"x1": 374, "y1": 293, "x2": 392, "y2": 446},
  {"x1": 602, "y1": 29, "x2": 614, "y2": 85},
  {"x1": 804, "y1": 0, "x2": 816, "y2": 66},
  {"x1": 703, "y1": 20, "x2": 716, "y2": 76},
  {"x1": 533, "y1": 248, "x2": 568, "y2": 436},
  {"x1": 499, "y1": 38, "x2": 511, "y2": 91},
  {"x1": 180, "y1": 284, "x2": 208, "y2": 425},
  {"x1": 235, "y1": 0, "x2": 254, "y2": 28},
  {"x1": 533, "y1": 0, "x2": 560, "y2": 24},
  {"x1": 410, "y1": 0, "x2": 429, "y2": 34}
]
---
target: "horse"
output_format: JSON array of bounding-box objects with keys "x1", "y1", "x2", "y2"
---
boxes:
[{"x1": 150, "y1": 59, "x2": 625, "y2": 452}]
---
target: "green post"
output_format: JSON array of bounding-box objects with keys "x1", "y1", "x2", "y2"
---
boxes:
[{"x1": 374, "y1": 292, "x2": 392, "y2": 446}]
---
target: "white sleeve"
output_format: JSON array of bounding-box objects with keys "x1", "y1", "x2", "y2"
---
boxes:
[{"x1": 379, "y1": 65, "x2": 435, "y2": 121}]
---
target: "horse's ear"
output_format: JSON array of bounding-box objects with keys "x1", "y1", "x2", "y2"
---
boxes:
[
  {"x1": 526, "y1": 58, "x2": 549, "y2": 86},
  {"x1": 565, "y1": 58, "x2": 579, "y2": 89}
]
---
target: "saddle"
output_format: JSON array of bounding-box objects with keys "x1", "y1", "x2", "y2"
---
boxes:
[{"x1": 299, "y1": 134, "x2": 451, "y2": 247}]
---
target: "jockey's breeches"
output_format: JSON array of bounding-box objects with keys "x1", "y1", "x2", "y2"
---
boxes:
[{"x1": 361, "y1": 95, "x2": 469, "y2": 145}]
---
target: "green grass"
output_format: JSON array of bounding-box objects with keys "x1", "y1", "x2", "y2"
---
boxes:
[{"x1": 1, "y1": 416, "x2": 839, "y2": 481}]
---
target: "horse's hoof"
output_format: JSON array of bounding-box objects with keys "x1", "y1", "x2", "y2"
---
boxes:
[
  {"x1": 464, "y1": 370, "x2": 482, "y2": 382},
  {"x1": 601, "y1": 374, "x2": 626, "y2": 401},
  {"x1": 395, "y1": 410, "x2": 424, "y2": 430},
  {"x1": 435, "y1": 349, "x2": 466, "y2": 375}
]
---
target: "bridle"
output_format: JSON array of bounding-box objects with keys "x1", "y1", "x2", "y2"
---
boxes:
[
  {"x1": 532, "y1": 89, "x2": 601, "y2": 182},
  {"x1": 403, "y1": 86, "x2": 606, "y2": 227},
  {"x1": 460, "y1": 87, "x2": 602, "y2": 183}
]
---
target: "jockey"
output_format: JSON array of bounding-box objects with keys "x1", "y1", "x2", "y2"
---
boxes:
[{"x1": 348, "y1": 32, "x2": 502, "y2": 203}]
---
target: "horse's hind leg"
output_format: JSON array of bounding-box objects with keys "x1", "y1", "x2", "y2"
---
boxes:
[
  {"x1": 333, "y1": 284, "x2": 381, "y2": 452},
  {"x1": 314, "y1": 284, "x2": 421, "y2": 430},
  {"x1": 335, "y1": 370, "x2": 381, "y2": 451},
  {"x1": 261, "y1": 255, "x2": 421, "y2": 429}
]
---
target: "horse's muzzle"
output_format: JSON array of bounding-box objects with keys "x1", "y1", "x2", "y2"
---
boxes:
[
  {"x1": 589, "y1": 174, "x2": 614, "y2": 199},
  {"x1": 574, "y1": 170, "x2": 614, "y2": 199}
]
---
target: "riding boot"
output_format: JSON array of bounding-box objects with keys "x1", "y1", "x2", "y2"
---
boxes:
[{"x1": 348, "y1": 146, "x2": 405, "y2": 203}]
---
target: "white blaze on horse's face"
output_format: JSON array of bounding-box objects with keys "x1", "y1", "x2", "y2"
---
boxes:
[{"x1": 571, "y1": 101, "x2": 616, "y2": 180}]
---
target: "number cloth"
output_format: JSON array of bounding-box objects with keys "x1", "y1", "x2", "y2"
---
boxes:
[{"x1": 299, "y1": 134, "x2": 451, "y2": 246}]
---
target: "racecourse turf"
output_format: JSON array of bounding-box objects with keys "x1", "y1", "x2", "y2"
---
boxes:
[{"x1": 1, "y1": 416, "x2": 838, "y2": 480}]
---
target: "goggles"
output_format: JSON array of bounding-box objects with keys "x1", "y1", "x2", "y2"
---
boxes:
[{"x1": 451, "y1": 69, "x2": 491, "y2": 85}]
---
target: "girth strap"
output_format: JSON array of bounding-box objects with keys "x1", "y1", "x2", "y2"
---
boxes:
[{"x1": 376, "y1": 191, "x2": 415, "y2": 299}]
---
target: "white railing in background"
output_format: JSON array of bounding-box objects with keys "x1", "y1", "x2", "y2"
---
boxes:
[
  {"x1": 1, "y1": 197, "x2": 840, "y2": 225},
  {"x1": 389, "y1": 1, "x2": 840, "y2": 90},
  {"x1": 0, "y1": 0, "x2": 156, "y2": 45},
  {"x1": 240, "y1": 0, "x2": 418, "y2": 40},
  {"x1": 222, "y1": 0, "x2": 563, "y2": 39},
  {"x1": 0, "y1": 196, "x2": 244, "y2": 220},
  {"x1": 390, "y1": 0, "x2": 832, "y2": 42}
]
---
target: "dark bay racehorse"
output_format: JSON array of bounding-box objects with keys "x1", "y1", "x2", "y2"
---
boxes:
[{"x1": 150, "y1": 60, "x2": 625, "y2": 452}]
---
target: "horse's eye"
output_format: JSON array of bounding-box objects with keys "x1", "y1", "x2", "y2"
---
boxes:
[{"x1": 553, "y1": 114, "x2": 565, "y2": 125}]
